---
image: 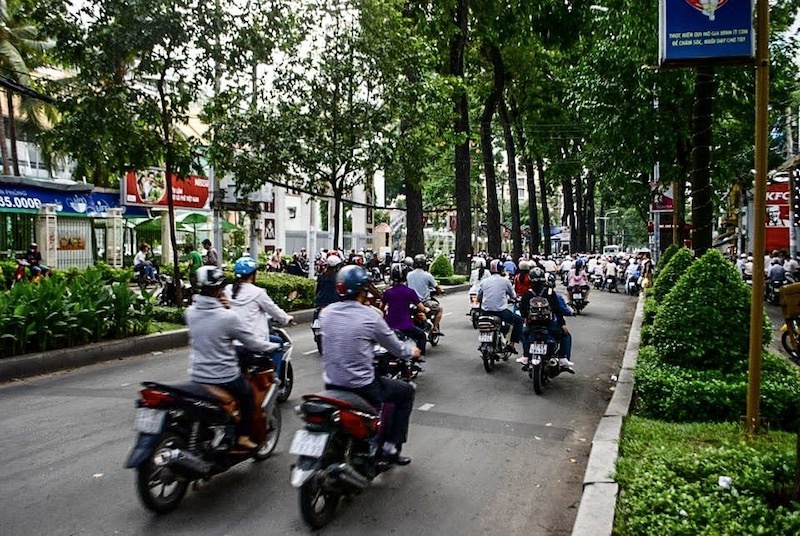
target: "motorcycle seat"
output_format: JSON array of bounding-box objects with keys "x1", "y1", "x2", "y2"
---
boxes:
[
  {"x1": 143, "y1": 381, "x2": 237, "y2": 406},
  {"x1": 305, "y1": 389, "x2": 379, "y2": 415}
]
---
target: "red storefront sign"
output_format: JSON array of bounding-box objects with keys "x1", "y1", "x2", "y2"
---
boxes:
[
  {"x1": 765, "y1": 181, "x2": 790, "y2": 253},
  {"x1": 122, "y1": 169, "x2": 209, "y2": 209}
]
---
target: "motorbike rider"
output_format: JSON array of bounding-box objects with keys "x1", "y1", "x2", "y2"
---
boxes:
[
  {"x1": 382, "y1": 263, "x2": 428, "y2": 357},
  {"x1": 513, "y1": 260, "x2": 532, "y2": 296},
  {"x1": 407, "y1": 254, "x2": 445, "y2": 335},
  {"x1": 133, "y1": 243, "x2": 156, "y2": 282},
  {"x1": 767, "y1": 257, "x2": 787, "y2": 285},
  {"x1": 226, "y1": 256, "x2": 294, "y2": 372},
  {"x1": 24, "y1": 242, "x2": 50, "y2": 278},
  {"x1": 320, "y1": 265, "x2": 422, "y2": 465},
  {"x1": 185, "y1": 266, "x2": 275, "y2": 450},
  {"x1": 519, "y1": 267, "x2": 574, "y2": 371},
  {"x1": 478, "y1": 259, "x2": 523, "y2": 355},
  {"x1": 566, "y1": 258, "x2": 590, "y2": 305}
]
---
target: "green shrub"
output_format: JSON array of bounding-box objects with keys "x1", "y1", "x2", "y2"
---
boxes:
[
  {"x1": 438, "y1": 275, "x2": 467, "y2": 285},
  {"x1": 152, "y1": 306, "x2": 186, "y2": 324},
  {"x1": 656, "y1": 243, "x2": 680, "y2": 273},
  {"x1": 429, "y1": 254, "x2": 453, "y2": 279},
  {"x1": 615, "y1": 417, "x2": 800, "y2": 536},
  {"x1": 642, "y1": 296, "x2": 660, "y2": 327},
  {"x1": 255, "y1": 272, "x2": 316, "y2": 311},
  {"x1": 634, "y1": 349, "x2": 800, "y2": 431},
  {"x1": 650, "y1": 249, "x2": 770, "y2": 372},
  {"x1": 651, "y1": 247, "x2": 694, "y2": 304}
]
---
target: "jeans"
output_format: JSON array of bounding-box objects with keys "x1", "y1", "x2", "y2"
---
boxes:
[
  {"x1": 269, "y1": 334, "x2": 285, "y2": 373},
  {"x1": 482, "y1": 308, "x2": 523, "y2": 344},
  {"x1": 216, "y1": 375, "x2": 254, "y2": 437},
  {"x1": 328, "y1": 377, "x2": 416, "y2": 445},
  {"x1": 398, "y1": 326, "x2": 427, "y2": 356}
]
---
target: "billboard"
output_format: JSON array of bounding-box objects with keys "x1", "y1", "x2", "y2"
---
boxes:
[
  {"x1": 122, "y1": 169, "x2": 209, "y2": 209},
  {"x1": 0, "y1": 184, "x2": 148, "y2": 217},
  {"x1": 765, "y1": 181, "x2": 790, "y2": 252},
  {"x1": 659, "y1": 0, "x2": 755, "y2": 66}
]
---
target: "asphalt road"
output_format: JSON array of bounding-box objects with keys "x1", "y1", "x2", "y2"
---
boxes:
[{"x1": 0, "y1": 286, "x2": 636, "y2": 536}]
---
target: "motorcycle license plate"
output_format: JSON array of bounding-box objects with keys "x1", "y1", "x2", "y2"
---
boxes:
[
  {"x1": 478, "y1": 332, "x2": 493, "y2": 342},
  {"x1": 310, "y1": 319, "x2": 320, "y2": 329},
  {"x1": 289, "y1": 430, "x2": 329, "y2": 458},
  {"x1": 572, "y1": 293, "x2": 582, "y2": 300},
  {"x1": 134, "y1": 408, "x2": 165, "y2": 434},
  {"x1": 531, "y1": 343, "x2": 548, "y2": 355}
]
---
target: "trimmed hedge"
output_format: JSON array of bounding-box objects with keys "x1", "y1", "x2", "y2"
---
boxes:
[
  {"x1": 656, "y1": 243, "x2": 680, "y2": 272},
  {"x1": 430, "y1": 254, "x2": 454, "y2": 279},
  {"x1": 254, "y1": 272, "x2": 316, "y2": 311},
  {"x1": 651, "y1": 247, "x2": 694, "y2": 304}
]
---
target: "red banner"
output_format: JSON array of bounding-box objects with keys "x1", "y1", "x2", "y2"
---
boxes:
[
  {"x1": 765, "y1": 181, "x2": 790, "y2": 253},
  {"x1": 122, "y1": 170, "x2": 209, "y2": 209}
]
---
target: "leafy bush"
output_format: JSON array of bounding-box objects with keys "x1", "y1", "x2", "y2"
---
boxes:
[
  {"x1": 642, "y1": 296, "x2": 660, "y2": 327},
  {"x1": 438, "y1": 275, "x2": 467, "y2": 285},
  {"x1": 634, "y1": 348, "x2": 800, "y2": 430},
  {"x1": 615, "y1": 417, "x2": 800, "y2": 536},
  {"x1": 656, "y1": 243, "x2": 680, "y2": 273},
  {"x1": 650, "y1": 249, "x2": 770, "y2": 372},
  {"x1": 254, "y1": 272, "x2": 316, "y2": 311},
  {"x1": 651, "y1": 247, "x2": 694, "y2": 304},
  {"x1": 429, "y1": 254, "x2": 454, "y2": 279},
  {"x1": 152, "y1": 306, "x2": 187, "y2": 324}
]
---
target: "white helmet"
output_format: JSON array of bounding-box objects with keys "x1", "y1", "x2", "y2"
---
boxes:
[{"x1": 327, "y1": 254, "x2": 342, "y2": 267}]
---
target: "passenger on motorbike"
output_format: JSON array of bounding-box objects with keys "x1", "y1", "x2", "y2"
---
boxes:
[
  {"x1": 226, "y1": 256, "x2": 294, "y2": 371},
  {"x1": 407, "y1": 254, "x2": 445, "y2": 335},
  {"x1": 514, "y1": 260, "x2": 532, "y2": 296},
  {"x1": 478, "y1": 259, "x2": 523, "y2": 355},
  {"x1": 768, "y1": 257, "x2": 787, "y2": 284},
  {"x1": 382, "y1": 263, "x2": 428, "y2": 357},
  {"x1": 566, "y1": 258, "x2": 590, "y2": 305},
  {"x1": 315, "y1": 253, "x2": 343, "y2": 309},
  {"x1": 23, "y1": 242, "x2": 50, "y2": 278},
  {"x1": 320, "y1": 265, "x2": 421, "y2": 465},
  {"x1": 185, "y1": 266, "x2": 275, "y2": 450},
  {"x1": 469, "y1": 256, "x2": 489, "y2": 293},
  {"x1": 133, "y1": 243, "x2": 156, "y2": 282},
  {"x1": 519, "y1": 267, "x2": 574, "y2": 371}
]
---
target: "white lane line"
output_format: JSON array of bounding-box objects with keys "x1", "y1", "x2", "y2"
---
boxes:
[
  {"x1": 418, "y1": 403, "x2": 435, "y2": 411},
  {"x1": 442, "y1": 312, "x2": 453, "y2": 317},
  {"x1": 302, "y1": 349, "x2": 319, "y2": 356}
]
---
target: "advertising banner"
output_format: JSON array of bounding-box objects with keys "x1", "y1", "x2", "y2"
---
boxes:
[
  {"x1": 765, "y1": 181, "x2": 790, "y2": 252},
  {"x1": 0, "y1": 184, "x2": 147, "y2": 217},
  {"x1": 123, "y1": 169, "x2": 209, "y2": 209},
  {"x1": 651, "y1": 184, "x2": 674, "y2": 213},
  {"x1": 659, "y1": 0, "x2": 755, "y2": 66}
]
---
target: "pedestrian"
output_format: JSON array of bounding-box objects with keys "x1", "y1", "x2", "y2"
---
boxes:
[{"x1": 202, "y1": 239, "x2": 219, "y2": 266}]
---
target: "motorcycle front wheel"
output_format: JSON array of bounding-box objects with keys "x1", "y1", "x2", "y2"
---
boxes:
[
  {"x1": 471, "y1": 310, "x2": 479, "y2": 329},
  {"x1": 429, "y1": 331, "x2": 440, "y2": 347},
  {"x1": 254, "y1": 404, "x2": 282, "y2": 461},
  {"x1": 276, "y1": 361, "x2": 294, "y2": 403},
  {"x1": 135, "y1": 432, "x2": 190, "y2": 514},
  {"x1": 299, "y1": 471, "x2": 342, "y2": 529},
  {"x1": 781, "y1": 331, "x2": 800, "y2": 363},
  {"x1": 482, "y1": 347, "x2": 495, "y2": 373},
  {"x1": 531, "y1": 363, "x2": 545, "y2": 395}
]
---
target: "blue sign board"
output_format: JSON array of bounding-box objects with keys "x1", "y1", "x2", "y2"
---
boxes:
[
  {"x1": 659, "y1": 0, "x2": 755, "y2": 66},
  {"x1": 0, "y1": 184, "x2": 148, "y2": 218}
]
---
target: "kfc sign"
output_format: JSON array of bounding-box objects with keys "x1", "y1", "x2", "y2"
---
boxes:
[{"x1": 766, "y1": 181, "x2": 790, "y2": 252}]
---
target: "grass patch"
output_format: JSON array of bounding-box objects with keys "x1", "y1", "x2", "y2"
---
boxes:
[
  {"x1": 614, "y1": 416, "x2": 800, "y2": 535},
  {"x1": 148, "y1": 321, "x2": 186, "y2": 334}
]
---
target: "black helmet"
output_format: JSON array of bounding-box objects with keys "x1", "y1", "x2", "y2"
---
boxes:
[
  {"x1": 413, "y1": 254, "x2": 427, "y2": 269},
  {"x1": 529, "y1": 266, "x2": 546, "y2": 283},
  {"x1": 335, "y1": 265, "x2": 370, "y2": 298},
  {"x1": 391, "y1": 263, "x2": 410, "y2": 283}
]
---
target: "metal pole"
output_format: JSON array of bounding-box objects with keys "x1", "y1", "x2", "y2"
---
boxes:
[{"x1": 747, "y1": 0, "x2": 769, "y2": 435}]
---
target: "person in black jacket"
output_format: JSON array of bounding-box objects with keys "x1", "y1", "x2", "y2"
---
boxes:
[{"x1": 518, "y1": 267, "x2": 573, "y2": 371}]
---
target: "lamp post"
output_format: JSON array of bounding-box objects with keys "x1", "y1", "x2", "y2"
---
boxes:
[{"x1": 597, "y1": 209, "x2": 619, "y2": 251}]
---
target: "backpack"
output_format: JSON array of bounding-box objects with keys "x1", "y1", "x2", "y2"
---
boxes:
[{"x1": 528, "y1": 290, "x2": 553, "y2": 324}]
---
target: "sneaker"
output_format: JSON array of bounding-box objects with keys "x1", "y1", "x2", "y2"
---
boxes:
[
  {"x1": 515, "y1": 356, "x2": 527, "y2": 364},
  {"x1": 558, "y1": 357, "x2": 575, "y2": 368},
  {"x1": 236, "y1": 435, "x2": 258, "y2": 450}
]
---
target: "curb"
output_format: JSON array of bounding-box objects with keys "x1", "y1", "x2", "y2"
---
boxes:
[
  {"x1": 0, "y1": 283, "x2": 472, "y2": 383},
  {"x1": 571, "y1": 292, "x2": 644, "y2": 536}
]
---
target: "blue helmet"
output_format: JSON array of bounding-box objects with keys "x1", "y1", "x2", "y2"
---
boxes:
[
  {"x1": 234, "y1": 256, "x2": 258, "y2": 276},
  {"x1": 336, "y1": 265, "x2": 370, "y2": 298}
]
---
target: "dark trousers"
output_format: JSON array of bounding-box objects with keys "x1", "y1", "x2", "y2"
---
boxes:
[
  {"x1": 399, "y1": 326, "x2": 427, "y2": 356},
  {"x1": 217, "y1": 376, "x2": 254, "y2": 437},
  {"x1": 484, "y1": 308, "x2": 523, "y2": 343},
  {"x1": 328, "y1": 377, "x2": 416, "y2": 445}
]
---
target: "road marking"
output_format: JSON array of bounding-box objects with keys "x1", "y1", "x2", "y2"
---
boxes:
[
  {"x1": 443, "y1": 312, "x2": 452, "y2": 317},
  {"x1": 418, "y1": 403, "x2": 435, "y2": 411},
  {"x1": 302, "y1": 349, "x2": 318, "y2": 356}
]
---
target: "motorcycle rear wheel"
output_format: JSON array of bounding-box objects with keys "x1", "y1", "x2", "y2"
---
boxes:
[
  {"x1": 276, "y1": 361, "x2": 294, "y2": 403},
  {"x1": 429, "y1": 331, "x2": 440, "y2": 347},
  {"x1": 781, "y1": 331, "x2": 800, "y2": 363},
  {"x1": 299, "y1": 472, "x2": 341, "y2": 529},
  {"x1": 482, "y1": 348, "x2": 495, "y2": 373},
  {"x1": 471, "y1": 310, "x2": 479, "y2": 330},
  {"x1": 254, "y1": 404, "x2": 282, "y2": 461},
  {"x1": 135, "y1": 432, "x2": 190, "y2": 513},
  {"x1": 531, "y1": 363, "x2": 545, "y2": 395}
]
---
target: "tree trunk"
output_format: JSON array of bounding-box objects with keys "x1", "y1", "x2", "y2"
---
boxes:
[
  {"x1": 157, "y1": 71, "x2": 182, "y2": 306},
  {"x1": 536, "y1": 155, "x2": 551, "y2": 256},
  {"x1": 332, "y1": 179, "x2": 342, "y2": 250},
  {"x1": 691, "y1": 66, "x2": 715, "y2": 256},
  {"x1": 451, "y1": 0, "x2": 471, "y2": 274},
  {"x1": 6, "y1": 91, "x2": 19, "y2": 177},
  {"x1": 405, "y1": 183, "x2": 424, "y2": 256},
  {"x1": 0, "y1": 91, "x2": 9, "y2": 176},
  {"x1": 499, "y1": 99, "x2": 522, "y2": 260},
  {"x1": 576, "y1": 173, "x2": 587, "y2": 252},
  {"x1": 480, "y1": 96, "x2": 501, "y2": 258},
  {"x1": 586, "y1": 171, "x2": 596, "y2": 251},
  {"x1": 562, "y1": 177, "x2": 575, "y2": 253},
  {"x1": 526, "y1": 157, "x2": 540, "y2": 253}
]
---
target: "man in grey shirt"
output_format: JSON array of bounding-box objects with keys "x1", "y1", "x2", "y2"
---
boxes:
[
  {"x1": 478, "y1": 259, "x2": 523, "y2": 354},
  {"x1": 406, "y1": 254, "x2": 445, "y2": 334},
  {"x1": 321, "y1": 265, "x2": 421, "y2": 465}
]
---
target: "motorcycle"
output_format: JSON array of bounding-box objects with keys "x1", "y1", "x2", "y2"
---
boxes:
[
  {"x1": 311, "y1": 307, "x2": 324, "y2": 355},
  {"x1": 591, "y1": 272, "x2": 604, "y2": 290},
  {"x1": 476, "y1": 312, "x2": 513, "y2": 373},
  {"x1": 569, "y1": 287, "x2": 589, "y2": 315},
  {"x1": 625, "y1": 275, "x2": 641, "y2": 296},
  {"x1": 157, "y1": 274, "x2": 193, "y2": 306},
  {"x1": 525, "y1": 324, "x2": 572, "y2": 395},
  {"x1": 605, "y1": 275, "x2": 619, "y2": 293},
  {"x1": 468, "y1": 293, "x2": 481, "y2": 329},
  {"x1": 134, "y1": 262, "x2": 160, "y2": 290},
  {"x1": 124, "y1": 354, "x2": 282, "y2": 513},
  {"x1": 290, "y1": 390, "x2": 397, "y2": 529},
  {"x1": 12, "y1": 258, "x2": 28, "y2": 287},
  {"x1": 373, "y1": 334, "x2": 422, "y2": 382},
  {"x1": 766, "y1": 278, "x2": 789, "y2": 306},
  {"x1": 414, "y1": 295, "x2": 441, "y2": 347},
  {"x1": 369, "y1": 266, "x2": 385, "y2": 285},
  {"x1": 270, "y1": 320, "x2": 295, "y2": 403}
]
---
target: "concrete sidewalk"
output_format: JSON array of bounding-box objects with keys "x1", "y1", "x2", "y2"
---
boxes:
[{"x1": 0, "y1": 283, "x2": 471, "y2": 383}]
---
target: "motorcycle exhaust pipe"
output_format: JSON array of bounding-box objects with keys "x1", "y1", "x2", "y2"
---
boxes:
[
  {"x1": 156, "y1": 448, "x2": 212, "y2": 479},
  {"x1": 327, "y1": 463, "x2": 369, "y2": 490}
]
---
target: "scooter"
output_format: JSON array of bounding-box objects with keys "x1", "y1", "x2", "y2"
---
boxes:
[
  {"x1": 476, "y1": 312, "x2": 513, "y2": 373},
  {"x1": 525, "y1": 324, "x2": 572, "y2": 395},
  {"x1": 568, "y1": 286, "x2": 589, "y2": 314},
  {"x1": 414, "y1": 296, "x2": 441, "y2": 347},
  {"x1": 468, "y1": 293, "x2": 481, "y2": 329},
  {"x1": 157, "y1": 274, "x2": 193, "y2": 306}
]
